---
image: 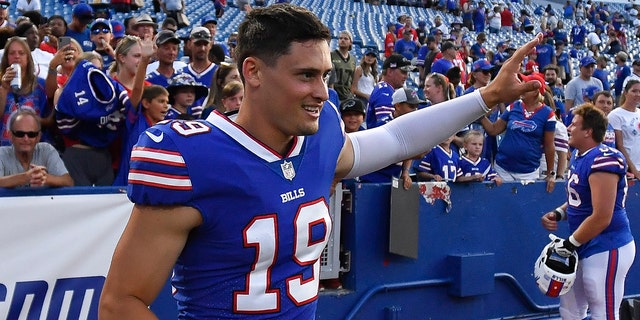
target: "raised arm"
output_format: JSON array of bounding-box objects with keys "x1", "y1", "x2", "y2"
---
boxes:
[{"x1": 335, "y1": 33, "x2": 544, "y2": 180}]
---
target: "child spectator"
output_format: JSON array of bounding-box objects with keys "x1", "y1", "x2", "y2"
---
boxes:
[
  {"x1": 113, "y1": 85, "x2": 169, "y2": 186},
  {"x1": 166, "y1": 73, "x2": 208, "y2": 119},
  {"x1": 416, "y1": 134, "x2": 460, "y2": 182},
  {"x1": 457, "y1": 130, "x2": 502, "y2": 185},
  {"x1": 219, "y1": 80, "x2": 243, "y2": 113},
  {"x1": 339, "y1": 98, "x2": 365, "y2": 133}
]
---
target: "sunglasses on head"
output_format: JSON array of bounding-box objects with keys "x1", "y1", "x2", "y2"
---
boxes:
[
  {"x1": 12, "y1": 130, "x2": 39, "y2": 138},
  {"x1": 0, "y1": 4, "x2": 8, "y2": 9},
  {"x1": 91, "y1": 28, "x2": 111, "y2": 35}
]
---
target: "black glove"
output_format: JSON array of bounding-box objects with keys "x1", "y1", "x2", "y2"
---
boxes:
[{"x1": 554, "y1": 238, "x2": 578, "y2": 258}]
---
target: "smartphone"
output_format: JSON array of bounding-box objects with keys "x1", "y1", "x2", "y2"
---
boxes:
[{"x1": 58, "y1": 36, "x2": 71, "y2": 50}]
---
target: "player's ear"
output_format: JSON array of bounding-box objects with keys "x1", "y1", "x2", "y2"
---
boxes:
[{"x1": 242, "y1": 56, "x2": 261, "y2": 88}]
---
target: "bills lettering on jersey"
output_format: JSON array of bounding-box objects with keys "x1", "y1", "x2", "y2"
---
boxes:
[{"x1": 280, "y1": 188, "x2": 305, "y2": 203}]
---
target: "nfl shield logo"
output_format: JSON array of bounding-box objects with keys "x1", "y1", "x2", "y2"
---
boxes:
[{"x1": 281, "y1": 161, "x2": 295, "y2": 180}]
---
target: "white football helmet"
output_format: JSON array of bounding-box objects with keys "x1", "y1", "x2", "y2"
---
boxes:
[{"x1": 534, "y1": 234, "x2": 579, "y2": 297}]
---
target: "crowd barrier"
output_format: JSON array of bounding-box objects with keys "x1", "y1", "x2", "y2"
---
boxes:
[{"x1": 0, "y1": 181, "x2": 638, "y2": 319}]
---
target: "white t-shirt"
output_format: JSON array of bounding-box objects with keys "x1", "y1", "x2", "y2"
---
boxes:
[
  {"x1": 16, "y1": 0, "x2": 41, "y2": 13},
  {"x1": 608, "y1": 107, "x2": 640, "y2": 169}
]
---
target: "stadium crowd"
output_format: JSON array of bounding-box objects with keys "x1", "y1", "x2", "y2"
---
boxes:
[{"x1": 0, "y1": 0, "x2": 639, "y2": 188}]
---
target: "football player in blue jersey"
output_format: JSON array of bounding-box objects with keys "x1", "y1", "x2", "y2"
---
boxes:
[
  {"x1": 541, "y1": 104, "x2": 635, "y2": 320},
  {"x1": 99, "y1": 4, "x2": 546, "y2": 319}
]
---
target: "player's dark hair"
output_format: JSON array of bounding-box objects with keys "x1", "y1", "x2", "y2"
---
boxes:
[
  {"x1": 235, "y1": 3, "x2": 331, "y2": 83},
  {"x1": 572, "y1": 103, "x2": 606, "y2": 143}
]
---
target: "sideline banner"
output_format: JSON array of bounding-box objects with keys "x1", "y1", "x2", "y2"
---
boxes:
[{"x1": 0, "y1": 193, "x2": 133, "y2": 319}]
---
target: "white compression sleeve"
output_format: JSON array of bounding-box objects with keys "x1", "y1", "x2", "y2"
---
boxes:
[{"x1": 346, "y1": 90, "x2": 490, "y2": 179}]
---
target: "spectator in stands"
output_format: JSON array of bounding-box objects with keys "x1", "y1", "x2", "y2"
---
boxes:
[
  {"x1": 521, "y1": 10, "x2": 535, "y2": 34},
  {"x1": 89, "y1": 18, "x2": 116, "y2": 71},
  {"x1": 15, "y1": 0, "x2": 40, "y2": 15},
  {"x1": 592, "y1": 90, "x2": 615, "y2": 148},
  {"x1": 65, "y1": 3, "x2": 94, "y2": 52},
  {"x1": 111, "y1": 20, "x2": 126, "y2": 49},
  {"x1": 394, "y1": 28, "x2": 419, "y2": 61},
  {"x1": 134, "y1": 14, "x2": 156, "y2": 41},
  {"x1": 339, "y1": 98, "x2": 365, "y2": 133},
  {"x1": 45, "y1": 38, "x2": 83, "y2": 103},
  {"x1": 539, "y1": 88, "x2": 568, "y2": 180},
  {"x1": 524, "y1": 48, "x2": 539, "y2": 74},
  {"x1": 109, "y1": 35, "x2": 153, "y2": 108},
  {"x1": 547, "y1": 10, "x2": 558, "y2": 31},
  {"x1": 417, "y1": 35, "x2": 438, "y2": 87},
  {"x1": 200, "y1": 15, "x2": 228, "y2": 56},
  {"x1": 553, "y1": 20, "x2": 568, "y2": 44},
  {"x1": 480, "y1": 72, "x2": 556, "y2": 192},
  {"x1": 0, "y1": 109, "x2": 72, "y2": 188},
  {"x1": 564, "y1": 56, "x2": 604, "y2": 119},
  {"x1": 555, "y1": 40, "x2": 571, "y2": 84},
  {"x1": 384, "y1": 22, "x2": 396, "y2": 58},
  {"x1": 605, "y1": 28, "x2": 623, "y2": 56},
  {"x1": 202, "y1": 62, "x2": 239, "y2": 117},
  {"x1": 543, "y1": 64, "x2": 565, "y2": 118},
  {"x1": 614, "y1": 52, "x2": 631, "y2": 104},
  {"x1": 39, "y1": 15, "x2": 67, "y2": 55},
  {"x1": 570, "y1": 17, "x2": 587, "y2": 49},
  {"x1": 446, "y1": 66, "x2": 464, "y2": 98},
  {"x1": 111, "y1": 0, "x2": 131, "y2": 13},
  {"x1": 146, "y1": 30, "x2": 185, "y2": 88},
  {"x1": 487, "y1": 5, "x2": 501, "y2": 34},
  {"x1": 608, "y1": 79, "x2": 640, "y2": 179},
  {"x1": 535, "y1": 37, "x2": 556, "y2": 71},
  {"x1": 416, "y1": 133, "x2": 459, "y2": 182},
  {"x1": 397, "y1": 15, "x2": 418, "y2": 41},
  {"x1": 181, "y1": 27, "x2": 216, "y2": 91},
  {"x1": 457, "y1": 130, "x2": 502, "y2": 185},
  {"x1": 14, "y1": 22, "x2": 54, "y2": 81},
  {"x1": 365, "y1": 53, "x2": 410, "y2": 129},
  {"x1": 220, "y1": 80, "x2": 243, "y2": 113},
  {"x1": 124, "y1": 16, "x2": 138, "y2": 37},
  {"x1": 563, "y1": 0, "x2": 574, "y2": 19},
  {"x1": 433, "y1": 14, "x2": 449, "y2": 40},
  {"x1": 473, "y1": 1, "x2": 486, "y2": 32},
  {"x1": 416, "y1": 20, "x2": 428, "y2": 45},
  {"x1": 0, "y1": 1, "x2": 14, "y2": 29},
  {"x1": 593, "y1": 55, "x2": 609, "y2": 90},
  {"x1": 331, "y1": 30, "x2": 356, "y2": 101},
  {"x1": 500, "y1": 3, "x2": 513, "y2": 34},
  {"x1": 0, "y1": 37, "x2": 49, "y2": 146},
  {"x1": 160, "y1": 17, "x2": 178, "y2": 33},
  {"x1": 431, "y1": 41, "x2": 457, "y2": 76},
  {"x1": 165, "y1": 72, "x2": 208, "y2": 119},
  {"x1": 586, "y1": 27, "x2": 603, "y2": 57},
  {"x1": 622, "y1": 59, "x2": 640, "y2": 90},
  {"x1": 491, "y1": 41, "x2": 508, "y2": 74},
  {"x1": 361, "y1": 87, "x2": 423, "y2": 186},
  {"x1": 161, "y1": 0, "x2": 185, "y2": 25},
  {"x1": 469, "y1": 32, "x2": 487, "y2": 62},
  {"x1": 113, "y1": 85, "x2": 169, "y2": 186},
  {"x1": 464, "y1": 59, "x2": 492, "y2": 94},
  {"x1": 461, "y1": 0, "x2": 474, "y2": 30},
  {"x1": 350, "y1": 47, "x2": 378, "y2": 107},
  {"x1": 424, "y1": 72, "x2": 455, "y2": 106}
]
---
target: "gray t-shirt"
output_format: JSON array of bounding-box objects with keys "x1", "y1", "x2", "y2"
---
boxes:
[
  {"x1": 564, "y1": 76, "x2": 603, "y2": 106},
  {"x1": 0, "y1": 142, "x2": 69, "y2": 178}
]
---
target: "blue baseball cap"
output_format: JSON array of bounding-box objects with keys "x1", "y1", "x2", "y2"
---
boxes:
[
  {"x1": 472, "y1": 59, "x2": 493, "y2": 72},
  {"x1": 580, "y1": 56, "x2": 597, "y2": 67},
  {"x1": 200, "y1": 15, "x2": 217, "y2": 25},
  {"x1": 73, "y1": 3, "x2": 93, "y2": 18},
  {"x1": 364, "y1": 47, "x2": 377, "y2": 56},
  {"x1": 111, "y1": 20, "x2": 125, "y2": 39}
]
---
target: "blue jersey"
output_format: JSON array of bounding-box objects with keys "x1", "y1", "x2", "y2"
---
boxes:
[
  {"x1": 165, "y1": 104, "x2": 204, "y2": 120},
  {"x1": 113, "y1": 108, "x2": 153, "y2": 186},
  {"x1": 567, "y1": 145, "x2": 633, "y2": 258},
  {"x1": 56, "y1": 60, "x2": 131, "y2": 148},
  {"x1": 593, "y1": 69, "x2": 609, "y2": 91},
  {"x1": 179, "y1": 64, "x2": 217, "y2": 106},
  {"x1": 614, "y1": 65, "x2": 631, "y2": 97},
  {"x1": 416, "y1": 145, "x2": 460, "y2": 182},
  {"x1": 394, "y1": 39, "x2": 418, "y2": 60},
  {"x1": 571, "y1": 25, "x2": 587, "y2": 45},
  {"x1": 127, "y1": 106, "x2": 345, "y2": 319},
  {"x1": 496, "y1": 101, "x2": 556, "y2": 173},
  {"x1": 556, "y1": 51, "x2": 571, "y2": 76},
  {"x1": 603, "y1": 123, "x2": 616, "y2": 149},
  {"x1": 1, "y1": 78, "x2": 48, "y2": 146},
  {"x1": 366, "y1": 81, "x2": 394, "y2": 129},
  {"x1": 146, "y1": 69, "x2": 181, "y2": 88},
  {"x1": 535, "y1": 44, "x2": 555, "y2": 70},
  {"x1": 65, "y1": 28, "x2": 93, "y2": 52},
  {"x1": 458, "y1": 155, "x2": 498, "y2": 181}
]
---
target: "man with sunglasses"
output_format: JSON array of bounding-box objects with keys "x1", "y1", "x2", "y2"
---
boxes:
[
  {"x1": 0, "y1": 1, "x2": 14, "y2": 29},
  {"x1": 90, "y1": 18, "x2": 115, "y2": 70},
  {"x1": 0, "y1": 109, "x2": 73, "y2": 188}
]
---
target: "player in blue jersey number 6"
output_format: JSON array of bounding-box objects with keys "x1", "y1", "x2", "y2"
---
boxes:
[
  {"x1": 541, "y1": 104, "x2": 635, "y2": 320},
  {"x1": 99, "y1": 4, "x2": 545, "y2": 319}
]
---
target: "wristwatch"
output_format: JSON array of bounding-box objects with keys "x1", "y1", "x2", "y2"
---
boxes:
[{"x1": 546, "y1": 171, "x2": 556, "y2": 179}]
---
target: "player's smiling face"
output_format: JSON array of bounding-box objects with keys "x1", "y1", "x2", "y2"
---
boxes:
[{"x1": 253, "y1": 40, "x2": 331, "y2": 139}]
